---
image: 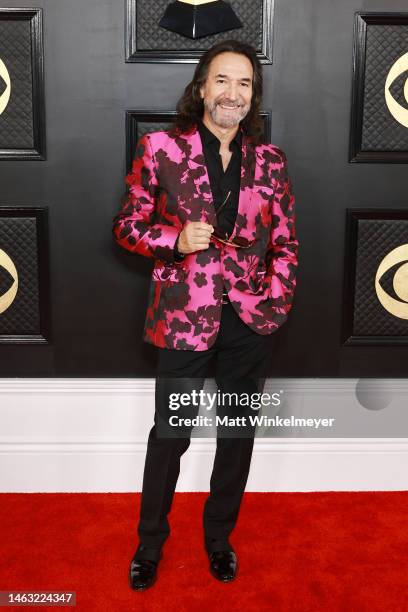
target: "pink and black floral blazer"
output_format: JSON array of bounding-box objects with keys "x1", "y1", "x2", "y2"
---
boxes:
[{"x1": 112, "y1": 125, "x2": 298, "y2": 351}]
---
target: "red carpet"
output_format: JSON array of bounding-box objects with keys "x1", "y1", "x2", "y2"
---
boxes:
[{"x1": 0, "y1": 492, "x2": 407, "y2": 611}]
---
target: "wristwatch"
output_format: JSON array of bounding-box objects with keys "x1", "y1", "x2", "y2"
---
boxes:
[{"x1": 174, "y1": 234, "x2": 185, "y2": 262}]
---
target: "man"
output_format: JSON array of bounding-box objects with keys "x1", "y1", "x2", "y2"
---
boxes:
[{"x1": 112, "y1": 39, "x2": 298, "y2": 590}]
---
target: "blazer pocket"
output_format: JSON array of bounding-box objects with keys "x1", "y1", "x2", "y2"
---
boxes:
[
  {"x1": 254, "y1": 185, "x2": 275, "y2": 200},
  {"x1": 254, "y1": 186, "x2": 273, "y2": 220},
  {"x1": 152, "y1": 263, "x2": 187, "y2": 282}
]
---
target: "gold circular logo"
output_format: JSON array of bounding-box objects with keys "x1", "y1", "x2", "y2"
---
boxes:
[
  {"x1": 0, "y1": 249, "x2": 18, "y2": 314},
  {"x1": 0, "y1": 57, "x2": 11, "y2": 115},
  {"x1": 384, "y1": 52, "x2": 408, "y2": 128},
  {"x1": 375, "y1": 244, "x2": 408, "y2": 319}
]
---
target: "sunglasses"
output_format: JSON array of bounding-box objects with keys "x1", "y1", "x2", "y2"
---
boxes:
[{"x1": 207, "y1": 191, "x2": 254, "y2": 249}]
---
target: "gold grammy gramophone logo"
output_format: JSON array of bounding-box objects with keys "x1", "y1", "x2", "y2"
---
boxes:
[
  {"x1": 375, "y1": 244, "x2": 408, "y2": 319},
  {"x1": 384, "y1": 52, "x2": 408, "y2": 128},
  {"x1": 0, "y1": 57, "x2": 11, "y2": 115},
  {"x1": 0, "y1": 249, "x2": 18, "y2": 314}
]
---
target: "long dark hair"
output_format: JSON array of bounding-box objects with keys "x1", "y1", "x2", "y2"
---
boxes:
[{"x1": 171, "y1": 40, "x2": 264, "y2": 144}]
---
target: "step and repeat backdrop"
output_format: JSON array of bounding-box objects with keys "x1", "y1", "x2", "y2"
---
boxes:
[{"x1": 0, "y1": 1, "x2": 407, "y2": 376}]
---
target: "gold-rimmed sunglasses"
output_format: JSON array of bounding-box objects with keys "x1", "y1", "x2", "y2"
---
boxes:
[{"x1": 207, "y1": 191, "x2": 254, "y2": 249}]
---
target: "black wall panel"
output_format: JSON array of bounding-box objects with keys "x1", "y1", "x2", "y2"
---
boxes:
[{"x1": 0, "y1": 0, "x2": 408, "y2": 377}]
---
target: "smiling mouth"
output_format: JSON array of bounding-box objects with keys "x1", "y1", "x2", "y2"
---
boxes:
[{"x1": 218, "y1": 103, "x2": 240, "y2": 110}]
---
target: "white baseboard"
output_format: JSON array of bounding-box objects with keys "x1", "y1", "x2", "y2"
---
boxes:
[{"x1": 0, "y1": 378, "x2": 407, "y2": 492}]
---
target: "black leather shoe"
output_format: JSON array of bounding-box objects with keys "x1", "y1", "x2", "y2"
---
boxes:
[
  {"x1": 129, "y1": 547, "x2": 162, "y2": 591},
  {"x1": 208, "y1": 550, "x2": 237, "y2": 582}
]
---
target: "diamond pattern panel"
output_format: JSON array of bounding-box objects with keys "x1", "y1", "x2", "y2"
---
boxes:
[
  {"x1": 353, "y1": 219, "x2": 408, "y2": 336},
  {"x1": 0, "y1": 19, "x2": 34, "y2": 149},
  {"x1": 361, "y1": 24, "x2": 408, "y2": 151},
  {"x1": 136, "y1": 0, "x2": 263, "y2": 51},
  {"x1": 138, "y1": 121, "x2": 173, "y2": 137},
  {"x1": 0, "y1": 217, "x2": 40, "y2": 335}
]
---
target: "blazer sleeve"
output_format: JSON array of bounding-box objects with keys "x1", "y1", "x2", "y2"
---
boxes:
[
  {"x1": 112, "y1": 133, "x2": 180, "y2": 263},
  {"x1": 266, "y1": 150, "x2": 299, "y2": 313}
]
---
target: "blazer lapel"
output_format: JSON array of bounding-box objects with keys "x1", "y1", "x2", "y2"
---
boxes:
[
  {"x1": 184, "y1": 126, "x2": 216, "y2": 224},
  {"x1": 229, "y1": 132, "x2": 256, "y2": 241}
]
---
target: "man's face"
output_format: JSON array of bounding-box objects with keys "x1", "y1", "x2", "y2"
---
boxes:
[{"x1": 199, "y1": 52, "x2": 254, "y2": 130}]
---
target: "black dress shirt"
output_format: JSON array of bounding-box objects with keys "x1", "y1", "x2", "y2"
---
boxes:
[{"x1": 174, "y1": 121, "x2": 242, "y2": 260}]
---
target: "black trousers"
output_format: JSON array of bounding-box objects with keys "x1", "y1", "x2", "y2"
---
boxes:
[{"x1": 136, "y1": 300, "x2": 273, "y2": 556}]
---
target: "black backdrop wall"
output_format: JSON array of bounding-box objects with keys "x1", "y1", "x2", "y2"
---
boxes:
[{"x1": 0, "y1": 0, "x2": 407, "y2": 377}]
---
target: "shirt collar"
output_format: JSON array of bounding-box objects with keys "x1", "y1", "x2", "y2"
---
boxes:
[{"x1": 198, "y1": 120, "x2": 242, "y2": 149}]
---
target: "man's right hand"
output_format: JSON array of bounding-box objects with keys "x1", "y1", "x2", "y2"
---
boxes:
[{"x1": 177, "y1": 221, "x2": 214, "y2": 255}]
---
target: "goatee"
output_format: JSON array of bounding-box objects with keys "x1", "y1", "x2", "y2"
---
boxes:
[{"x1": 204, "y1": 99, "x2": 250, "y2": 129}]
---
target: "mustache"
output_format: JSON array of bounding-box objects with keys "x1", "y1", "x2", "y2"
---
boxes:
[{"x1": 215, "y1": 97, "x2": 244, "y2": 106}]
